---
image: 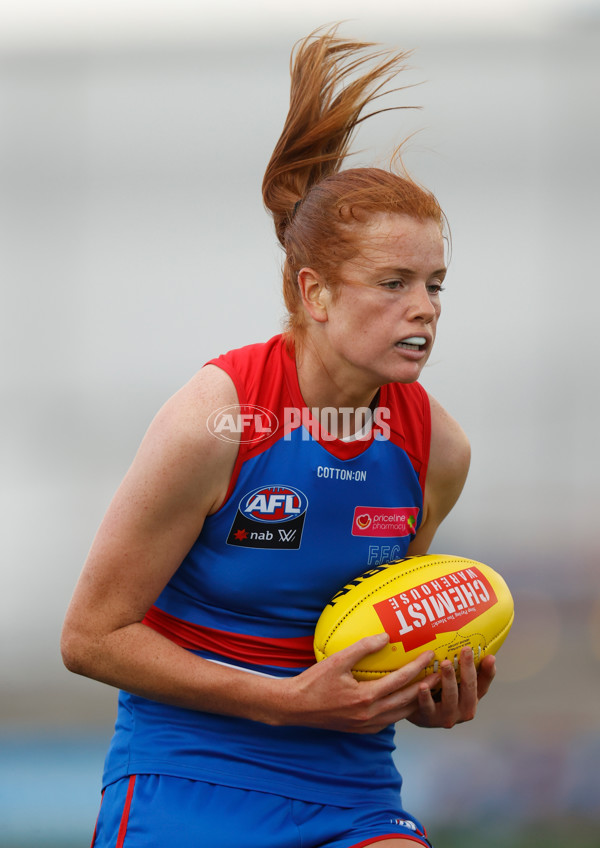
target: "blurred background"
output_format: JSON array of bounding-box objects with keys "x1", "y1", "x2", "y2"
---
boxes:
[{"x1": 1, "y1": 1, "x2": 599, "y2": 845}]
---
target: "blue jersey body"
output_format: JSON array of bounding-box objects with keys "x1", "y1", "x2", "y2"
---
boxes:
[{"x1": 102, "y1": 335, "x2": 431, "y2": 807}]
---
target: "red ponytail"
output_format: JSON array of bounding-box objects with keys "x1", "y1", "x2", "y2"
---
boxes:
[{"x1": 262, "y1": 26, "x2": 445, "y2": 341}]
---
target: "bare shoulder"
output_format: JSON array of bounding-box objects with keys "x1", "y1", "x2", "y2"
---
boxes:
[
  {"x1": 151, "y1": 364, "x2": 237, "y2": 444},
  {"x1": 427, "y1": 392, "x2": 471, "y2": 488},
  {"x1": 130, "y1": 363, "x2": 240, "y2": 515},
  {"x1": 408, "y1": 393, "x2": 470, "y2": 555}
]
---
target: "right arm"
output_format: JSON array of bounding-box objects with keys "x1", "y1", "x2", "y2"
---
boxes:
[{"x1": 61, "y1": 365, "x2": 436, "y2": 733}]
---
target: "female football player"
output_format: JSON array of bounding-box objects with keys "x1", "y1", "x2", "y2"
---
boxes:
[{"x1": 62, "y1": 26, "x2": 495, "y2": 848}]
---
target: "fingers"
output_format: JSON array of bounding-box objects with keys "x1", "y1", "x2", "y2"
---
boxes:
[
  {"x1": 326, "y1": 635, "x2": 435, "y2": 693},
  {"x1": 372, "y1": 649, "x2": 435, "y2": 696},
  {"x1": 413, "y1": 672, "x2": 441, "y2": 723},
  {"x1": 328, "y1": 632, "x2": 390, "y2": 670},
  {"x1": 437, "y1": 658, "x2": 461, "y2": 727},
  {"x1": 437, "y1": 647, "x2": 491, "y2": 727},
  {"x1": 412, "y1": 648, "x2": 477, "y2": 728},
  {"x1": 316, "y1": 638, "x2": 496, "y2": 734},
  {"x1": 321, "y1": 641, "x2": 440, "y2": 732},
  {"x1": 456, "y1": 647, "x2": 478, "y2": 722},
  {"x1": 357, "y1": 665, "x2": 441, "y2": 732},
  {"x1": 361, "y1": 653, "x2": 440, "y2": 729},
  {"x1": 476, "y1": 654, "x2": 496, "y2": 699}
]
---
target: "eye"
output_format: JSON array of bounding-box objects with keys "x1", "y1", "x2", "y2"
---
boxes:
[
  {"x1": 427, "y1": 281, "x2": 445, "y2": 295},
  {"x1": 380, "y1": 280, "x2": 404, "y2": 290}
]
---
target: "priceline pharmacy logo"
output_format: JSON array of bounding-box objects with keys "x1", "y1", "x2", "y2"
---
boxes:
[{"x1": 206, "y1": 404, "x2": 391, "y2": 444}]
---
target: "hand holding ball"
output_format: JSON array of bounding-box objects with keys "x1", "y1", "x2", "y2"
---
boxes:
[{"x1": 314, "y1": 555, "x2": 514, "y2": 681}]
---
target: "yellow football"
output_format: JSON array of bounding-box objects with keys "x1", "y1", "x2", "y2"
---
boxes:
[{"x1": 314, "y1": 554, "x2": 514, "y2": 680}]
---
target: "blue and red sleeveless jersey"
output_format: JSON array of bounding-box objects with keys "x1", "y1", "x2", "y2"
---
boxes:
[{"x1": 102, "y1": 334, "x2": 431, "y2": 806}]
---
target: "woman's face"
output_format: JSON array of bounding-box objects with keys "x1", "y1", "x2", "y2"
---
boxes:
[{"x1": 313, "y1": 212, "x2": 447, "y2": 391}]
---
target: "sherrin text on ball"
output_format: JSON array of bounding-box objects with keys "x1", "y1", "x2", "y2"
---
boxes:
[{"x1": 314, "y1": 555, "x2": 514, "y2": 680}]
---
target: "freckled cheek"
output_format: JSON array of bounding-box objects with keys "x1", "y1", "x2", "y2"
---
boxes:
[{"x1": 348, "y1": 305, "x2": 378, "y2": 334}]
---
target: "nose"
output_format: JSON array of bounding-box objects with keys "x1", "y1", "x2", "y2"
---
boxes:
[{"x1": 407, "y1": 284, "x2": 437, "y2": 323}]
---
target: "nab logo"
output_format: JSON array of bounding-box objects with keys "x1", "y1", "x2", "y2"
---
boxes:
[
  {"x1": 228, "y1": 485, "x2": 308, "y2": 550},
  {"x1": 241, "y1": 485, "x2": 308, "y2": 523}
]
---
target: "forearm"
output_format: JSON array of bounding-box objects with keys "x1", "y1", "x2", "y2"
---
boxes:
[
  {"x1": 62, "y1": 617, "x2": 446, "y2": 734},
  {"x1": 61, "y1": 621, "x2": 287, "y2": 725}
]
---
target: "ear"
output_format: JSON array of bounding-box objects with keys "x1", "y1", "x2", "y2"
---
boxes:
[{"x1": 297, "y1": 267, "x2": 330, "y2": 323}]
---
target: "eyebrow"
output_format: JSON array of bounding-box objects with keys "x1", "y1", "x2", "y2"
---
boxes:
[{"x1": 384, "y1": 267, "x2": 447, "y2": 278}]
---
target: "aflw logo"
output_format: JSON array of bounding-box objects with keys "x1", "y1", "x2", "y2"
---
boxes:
[
  {"x1": 276, "y1": 527, "x2": 297, "y2": 542},
  {"x1": 227, "y1": 484, "x2": 309, "y2": 550}
]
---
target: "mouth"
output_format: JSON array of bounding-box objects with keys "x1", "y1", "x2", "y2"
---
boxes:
[{"x1": 395, "y1": 335, "x2": 428, "y2": 352}]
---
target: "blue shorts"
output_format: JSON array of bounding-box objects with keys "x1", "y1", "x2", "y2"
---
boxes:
[{"x1": 91, "y1": 775, "x2": 432, "y2": 848}]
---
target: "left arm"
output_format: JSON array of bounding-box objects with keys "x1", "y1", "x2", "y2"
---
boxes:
[
  {"x1": 407, "y1": 392, "x2": 471, "y2": 557},
  {"x1": 406, "y1": 392, "x2": 496, "y2": 728}
]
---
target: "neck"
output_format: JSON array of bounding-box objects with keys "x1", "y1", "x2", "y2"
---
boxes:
[{"x1": 294, "y1": 336, "x2": 381, "y2": 439}]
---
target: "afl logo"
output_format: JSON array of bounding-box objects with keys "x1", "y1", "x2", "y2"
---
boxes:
[
  {"x1": 207, "y1": 404, "x2": 278, "y2": 445},
  {"x1": 240, "y1": 485, "x2": 308, "y2": 524}
]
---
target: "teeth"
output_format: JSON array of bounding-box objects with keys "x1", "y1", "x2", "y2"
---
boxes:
[{"x1": 402, "y1": 337, "x2": 426, "y2": 345}]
